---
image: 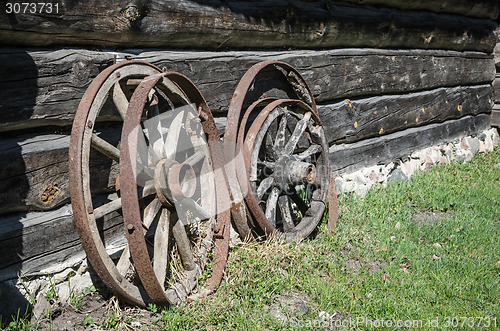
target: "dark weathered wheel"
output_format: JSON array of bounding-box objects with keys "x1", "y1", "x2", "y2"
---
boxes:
[
  {"x1": 244, "y1": 99, "x2": 330, "y2": 240},
  {"x1": 69, "y1": 61, "x2": 165, "y2": 306},
  {"x1": 120, "y1": 72, "x2": 227, "y2": 305},
  {"x1": 226, "y1": 61, "x2": 336, "y2": 240}
]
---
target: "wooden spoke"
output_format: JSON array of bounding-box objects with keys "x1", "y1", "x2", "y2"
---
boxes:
[
  {"x1": 265, "y1": 132, "x2": 278, "y2": 161},
  {"x1": 256, "y1": 177, "x2": 274, "y2": 200},
  {"x1": 116, "y1": 246, "x2": 132, "y2": 276},
  {"x1": 283, "y1": 112, "x2": 312, "y2": 156},
  {"x1": 265, "y1": 187, "x2": 280, "y2": 227},
  {"x1": 164, "y1": 110, "x2": 185, "y2": 160},
  {"x1": 112, "y1": 82, "x2": 129, "y2": 119},
  {"x1": 184, "y1": 150, "x2": 206, "y2": 166},
  {"x1": 296, "y1": 144, "x2": 322, "y2": 161},
  {"x1": 278, "y1": 196, "x2": 294, "y2": 232},
  {"x1": 138, "y1": 182, "x2": 157, "y2": 200},
  {"x1": 91, "y1": 133, "x2": 120, "y2": 162},
  {"x1": 257, "y1": 159, "x2": 274, "y2": 169},
  {"x1": 143, "y1": 109, "x2": 165, "y2": 162},
  {"x1": 94, "y1": 198, "x2": 122, "y2": 219},
  {"x1": 274, "y1": 112, "x2": 288, "y2": 152},
  {"x1": 171, "y1": 216, "x2": 196, "y2": 271},
  {"x1": 153, "y1": 208, "x2": 171, "y2": 290},
  {"x1": 142, "y1": 198, "x2": 162, "y2": 231},
  {"x1": 178, "y1": 198, "x2": 212, "y2": 221}
]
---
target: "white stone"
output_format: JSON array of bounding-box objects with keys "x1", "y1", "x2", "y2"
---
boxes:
[
  {"x1": 54, "y1": 268, "x2": 76, "y2": 284},
  {"x1": 490, "y1": 128, "x2": 500, "y2": 146}
]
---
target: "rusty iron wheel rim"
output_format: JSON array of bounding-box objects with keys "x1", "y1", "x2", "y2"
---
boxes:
[
  {"x1": 244, "y1": 99, "x2": 330, "y2": 240},
  {"x1": 120, "y1": 72, "x2": 230, "y2": 305},
  {"x1": 226, "y1": 61, "x2": 337, "y2": 240},
  {"x1": 69, "y1": 60, "x2": 164, "y2": 307}
]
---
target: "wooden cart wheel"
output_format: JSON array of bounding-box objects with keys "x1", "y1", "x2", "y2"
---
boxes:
[
  {"x1": 226, "y1": 61, "x2": 335, "y2": 240},
  {"x1": 69, "y1": 60, "x2": 165, "y2": 306},
  {"x1": 244, "y1": 99, "x2": 330, "y2": 240},
  {"x1": 120, "y1": 72, "x2": 221, "y2": 305}
]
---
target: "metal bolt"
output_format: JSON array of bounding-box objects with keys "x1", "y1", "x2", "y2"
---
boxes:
[
  {"x1": 115, "y1": 72, "x2": 121, "y2": 78},
  {"x1": 87, "y1": 120, "x2": 93, "y2": 129},
  {"x1": 127, "y1": 224, "x2": 135, "y2": 233},
  {"x1": 87, "y1": 206, "x2": 93, "y2": 214}
]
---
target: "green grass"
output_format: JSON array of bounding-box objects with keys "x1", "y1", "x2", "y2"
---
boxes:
[
  {"x1": 3, "y1": 148, "x2": 499, "y2": 330},
  {"x1": 158, "y1": 147, "x2": 499, "y2": 330}
]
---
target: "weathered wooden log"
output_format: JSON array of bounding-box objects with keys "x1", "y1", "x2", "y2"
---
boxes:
[
  {"x1": 0, "y1": 198, "x2": 125, "y2": 281},
  {"x1": 1, "y1": 84, "x2": 490, "y2": 214},
  {"x1": 492, "y1": 105, "x2": 500, "y2": 127},
  {"x1": 335, "y1": 0, "x2": 500, "y2": 20},
  {"x1": 0, "y1": 1, "x2": 496, "y2": 52},
  {"x1": 320, "y1": 84, "x2": 493, "y2": 144},
  {"x1": 493, "y1": 75, "x2": 500, "y2": 103},
  {"x1": 0, "y1": 48, "x2": 494, "y2": 132},
  {"x1": 0, "y1": 131, "x2": 119, "y2": 215},
  {"x1": 329, "y1": 114, "x2": 491, "y2": 174}
]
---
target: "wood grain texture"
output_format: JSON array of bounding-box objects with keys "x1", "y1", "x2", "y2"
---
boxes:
[
  {"x1": 492, "y1": 105, "x2": 500, "y2": 127},
  {"x1": 0, "y1": 48, "x2": 494, "y2": 132},
  {"x1": 329, "y1": 114, "x2": 491, "y2": 174},
  {"x1": 0, "y1": 84, "x2": 490, "y2": 214},
  {"x1": 0, "y1": 132, "x2": 118, "y2": 215},
  {"x1": 493, "y1": 76, "x2": 500, "y2": 103},
  {"x1": 320, "y1": 84, "x2": 493, "y2": 144},
  {"x1": 0, "y1": 1, "x2": 496, "y2": 52},
  {"x1": 0, "y1": 199, "x2": 125, "y2": 281},
  {"x1": 336, "y1": 0, "x2": 500, "y2": 20}
]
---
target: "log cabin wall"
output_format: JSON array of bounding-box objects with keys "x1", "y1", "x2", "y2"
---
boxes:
[
  {"x1": 492, "y1": 25, "x2": 500, "y2": 127},
  {"x1": 0, "y1": 0, "x2": 498, "y2": 284}
]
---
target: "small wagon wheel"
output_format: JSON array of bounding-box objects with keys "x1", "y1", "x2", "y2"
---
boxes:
[
  {"x1": 226, "y1": 61, "x2": 336, "y2": 240},
  {"x1": 244, "y1": 99, "x2": 330, "y2": 240},
  {"x1": 69, "y1": 60, "x2": 165, "y2": 306},
  {"x1": 120, "y1": 72, "x2": 227, "y2": 305}
]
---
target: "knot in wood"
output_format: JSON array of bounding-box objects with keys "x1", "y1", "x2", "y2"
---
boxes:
[
  {"x1": 124, "y1": 5, "x2": 140, "y2": 22},
  {"x1": 41, "y1": 184, "x2": 60, "y2": 204}
]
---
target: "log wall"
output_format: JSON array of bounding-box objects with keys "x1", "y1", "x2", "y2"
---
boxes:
[{"x1": 0, "y1": 0, "x2": 497, "y2": 283}]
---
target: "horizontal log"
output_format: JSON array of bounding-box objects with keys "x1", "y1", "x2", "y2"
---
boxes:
[
  {"x1": 329, "y1": 114, "x2": 491, "y2": 174},
  {"x1": 492, "y1": 105, "x2": 500, "y2": 127},
  {"x1": 0, "y1": 48, "x2": 494, "y2": 132},
  {"x1": 337, "y1": 0, "x2": 500, "y2": 20},
  {"x1": 0, "y1": 1, "x2": 496, "y2": 52},
  {"x1": 319, "y1": 85, "x2": 493, "y2": 144},
  {"x1": 0, "y1": 132, "x2": 119, "y2": 215},
  {"x1": 493, "y1": 76, "x2": 500, "y2": 103},
  {"x1": 0, "y1": 85, "x2": 491, "y2": 214},
  {"x1": 0, "y1": 198, "x2": 125, "y2": 281}
]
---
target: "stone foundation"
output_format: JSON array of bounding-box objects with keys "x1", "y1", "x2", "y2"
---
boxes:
[{"x1": 334, "y1": 128, "x2": 500, "y2": 196}]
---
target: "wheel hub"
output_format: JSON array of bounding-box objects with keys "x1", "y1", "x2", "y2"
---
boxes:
[
  {"x1": 154, "y1": 158, "x2": 197, "y2": 206},
  {"x1": 273, "y1": 155, "x2": 316, "y2": 191}
]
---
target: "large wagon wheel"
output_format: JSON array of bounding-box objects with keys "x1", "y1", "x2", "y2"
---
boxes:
[
  {"x1": 226, "y1": 61, "x2": 336, "y2": 240},
  {"x1": 120, "y1": 72, "x2": 227, "y2": 305},
  {"x1": 69, "y1": 61, "x2": 165, "y2": 306}
]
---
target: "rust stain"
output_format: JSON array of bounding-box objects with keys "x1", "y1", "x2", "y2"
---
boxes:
[
  {"x1": 457, "y1": 105, "x2": 462, "y2": 112},
  {"x1": 422, "y1": 107, "x2": 425, "y2": 113},
  {"x1": 354, "y1": 121, "x2": 358, "y2": 128},
  {"x1": 41, "y1": 184, "x2": 60, "y2": 203},
  {"x1": 379, "y1": 128, "x2": 384, "y2": 134}
]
